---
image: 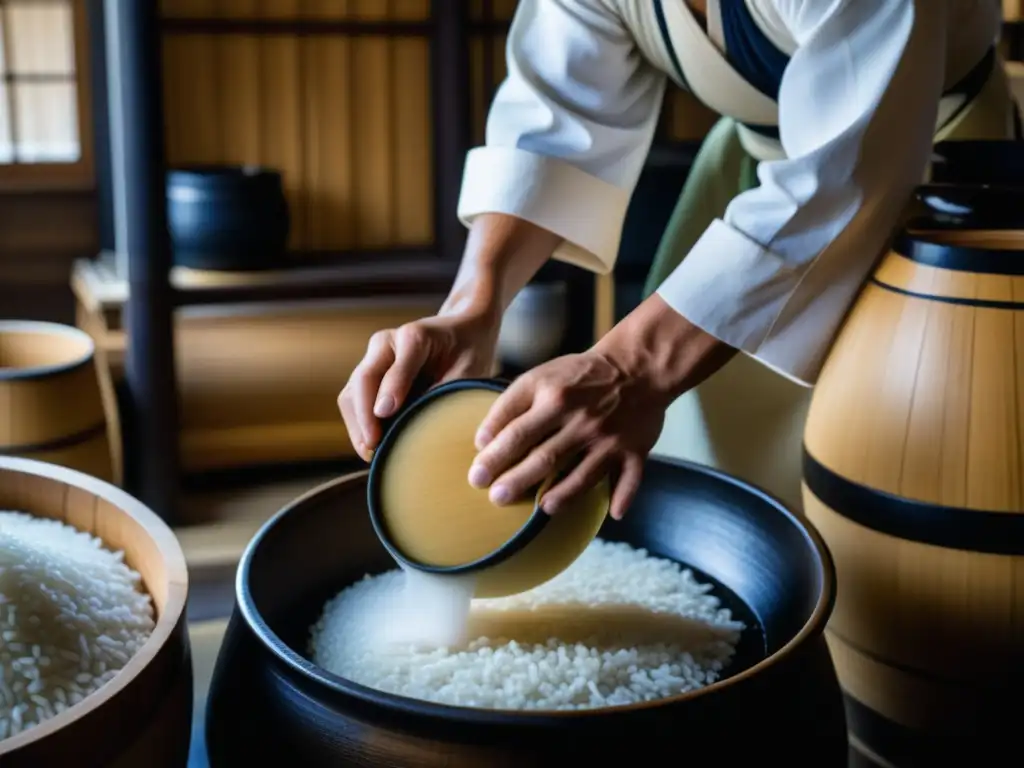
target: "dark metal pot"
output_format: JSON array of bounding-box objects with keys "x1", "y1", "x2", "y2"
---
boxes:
[
  {"x1": 929, "y1": 139, "x2": 1024, "y2": 186},
  {"x1": 205, "y1": 459, "x2": 848, "y2": 767},
  {"x1": 912, "y1": 182, "x2": 1024, "y2": 231},
  {"x1": 166, "y1": 165, "x2": 290, "y2": 271}
]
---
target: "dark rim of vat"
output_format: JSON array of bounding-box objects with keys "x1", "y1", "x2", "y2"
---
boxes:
[
  {"x1": 366, "y1": 377, "x2": 550, "y2": 576},
  {"x1": 891, "y1": 229, "x2": 1024, "y2": 276},
  {"x1": 0, "y1": 320, "x2": 95, "y2": 382},
  {"x1": 234, "y1": 456, "x2": 836, "y2": 725}
]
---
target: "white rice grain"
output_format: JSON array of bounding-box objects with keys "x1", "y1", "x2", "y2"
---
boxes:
[
  {"x1": 0, "y1": 511, "x2": 155, "y2": 742},
  {"x1": 309, "y1": 539, "x2": 744, "y2": 711}
]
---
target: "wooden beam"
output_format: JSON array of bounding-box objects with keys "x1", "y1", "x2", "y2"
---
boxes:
[
  {"x1": 431, "y1": 0, "x2": 472, "y2": 261},
  {"x1": 158, "y1": 17, "x2": 512, "y2": 37},
  {"x1": 104, "y1": 0, "x2": 181, "y2": 521}
]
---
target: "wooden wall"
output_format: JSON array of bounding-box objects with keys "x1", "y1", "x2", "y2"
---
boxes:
[
  {"x1": 0, "y1": 0, "x2": 717, "y2": 325},
  {"x1": 0, "y1": 190, "x2": 96, "y2": 323},
  {"x1": 0, "y1": 0, "x2": 96, "y2": 324},
  {"x1": 159, "y1": 0, "x2": 718, "y2": 256},
  {"x1": 160, "y1": 0, "x2": 434, "y2": 253}
]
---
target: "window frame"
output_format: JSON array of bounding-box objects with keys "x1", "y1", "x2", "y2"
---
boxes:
[{"x1": 0, "y1": 0, "x2": 94, "y2": 193}]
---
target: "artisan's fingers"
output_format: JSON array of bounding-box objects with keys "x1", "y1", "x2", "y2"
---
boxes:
[
  {"x1": 469, "y1": 397, "x2": 562, "y2": 490},
  {"x1": 337, "y1": 389, "x2": 373, "y2": 462},
  {"x1": 481, "y1": 422, "x2": 582, "y2": 505},
  {"x1": 474, "y1": 375, "x2": 535, "y2": 450},
  {"x1": 538, "y1": 442, "x2": 615, "y2": 515},
  {"x1": 609, "y1": 453, "x2": 644, "y2": 520},
  {"x1": 375, "y1": 324, "x2": 432, "y2": 419},
  {"x1": 348, "y1": 331, "x2": 396, "y2": 454}
]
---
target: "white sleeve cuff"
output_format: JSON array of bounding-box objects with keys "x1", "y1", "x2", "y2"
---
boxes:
[
  {"x1": 457, "y1": 146, "x2": 631, "y2": 275},
  {"x1": 655, "y1": 219, "x2": 817, "y2": 387}
]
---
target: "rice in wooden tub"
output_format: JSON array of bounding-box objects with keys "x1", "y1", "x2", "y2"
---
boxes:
[{"x1": 0, "y1": 511, "x2": 155, "y2": 741}]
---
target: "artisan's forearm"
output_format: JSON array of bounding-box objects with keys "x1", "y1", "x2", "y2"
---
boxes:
[
  {"x1": 594, "y1": 294, "x2": 737, "y2": 406},
  {"x1": 440, "y1": 213, "x2": 562, "y2": 323}
]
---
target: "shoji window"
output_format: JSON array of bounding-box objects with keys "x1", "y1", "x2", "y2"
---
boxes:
[{"x1": 0, "y1": 0, "x2": 92, "y2": 190}]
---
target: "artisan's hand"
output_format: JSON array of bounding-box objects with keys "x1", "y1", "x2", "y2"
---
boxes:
[
  {"x1": 338, "y1": 213, "x2": 561, "y2": 463},
  {"x1": 469, "y1": 351, "x2": 662, "y2": 520},
  {"x1": 338, "y1": 314, "x2": 498, "y2": 462},
  {"x1": 469, "y1": 295, "x2": 737, "y2": 520}
]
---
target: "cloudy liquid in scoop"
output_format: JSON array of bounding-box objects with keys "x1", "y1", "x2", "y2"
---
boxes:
[{"x1": 378, "y1": 388, "x2": 536, "y2": 569}]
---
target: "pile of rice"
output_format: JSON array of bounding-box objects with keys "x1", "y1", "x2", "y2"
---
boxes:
[
  {"x1": 310, "y1": 539, "x2": 744, "y2": 711},
  {"x1": 0, "y1": 511, "x2": 155, "y2": 742}
]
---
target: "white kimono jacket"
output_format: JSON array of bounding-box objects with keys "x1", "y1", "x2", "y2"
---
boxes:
[{"x1": 457, "y1": 0, "x2": 1004, "y2": 385}]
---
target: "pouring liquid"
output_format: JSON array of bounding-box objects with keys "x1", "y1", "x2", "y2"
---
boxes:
[{"x1": 374, "y1": 567, "x2": 479, "y2": 649}]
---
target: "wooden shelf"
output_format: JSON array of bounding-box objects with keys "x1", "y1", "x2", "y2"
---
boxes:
[
  {"x1": 74, "y1": 251, "x2": 459, "y2": 311},
  {"x1": 72, "y1": 257, "x2": 451, "y2": 479}
]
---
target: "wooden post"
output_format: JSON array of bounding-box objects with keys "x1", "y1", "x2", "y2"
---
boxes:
[
  {"x1": 431, "y1": 0, "x2": 472, "y2": 261},
  {"x1": 103, "y1": 0, "x2": 181, "y2": 522}
]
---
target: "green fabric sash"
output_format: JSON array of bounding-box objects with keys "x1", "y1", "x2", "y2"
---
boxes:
[{"x1": 642, "y1": 117, "x2": 756, "y2": 299}]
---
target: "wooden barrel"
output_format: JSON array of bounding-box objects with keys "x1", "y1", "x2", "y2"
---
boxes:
[
  {"x1": 0, "y1": 320, "x2": 116, "y2": 483},
  {"x1": 803, "y1": 218, "x2": 1024, "y2": 766},
  {"x1": 0, "y1": 456, "x2": 191, "y2": 767}
]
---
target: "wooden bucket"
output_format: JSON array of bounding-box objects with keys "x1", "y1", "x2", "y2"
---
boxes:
[
  {"x1": 0, "y1": 321, "x2": 117, "y2": 483},
  {"x1": 803, "y1": 220, "x2": 1024, "y2": 766},
  {"x1": 0, "y1": 456, "x2": 191, "y2": 767}
]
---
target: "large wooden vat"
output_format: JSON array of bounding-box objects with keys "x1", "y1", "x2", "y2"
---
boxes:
[
  {"x1": 803, "y1": 208, "x2": 1024, "y2": 766},
  {"x1": 0, "y1": 456, "x2": 191, "y2": 767},
  {"x1": 0, "y1": 321, "x2": 118, "y2": 483}
]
